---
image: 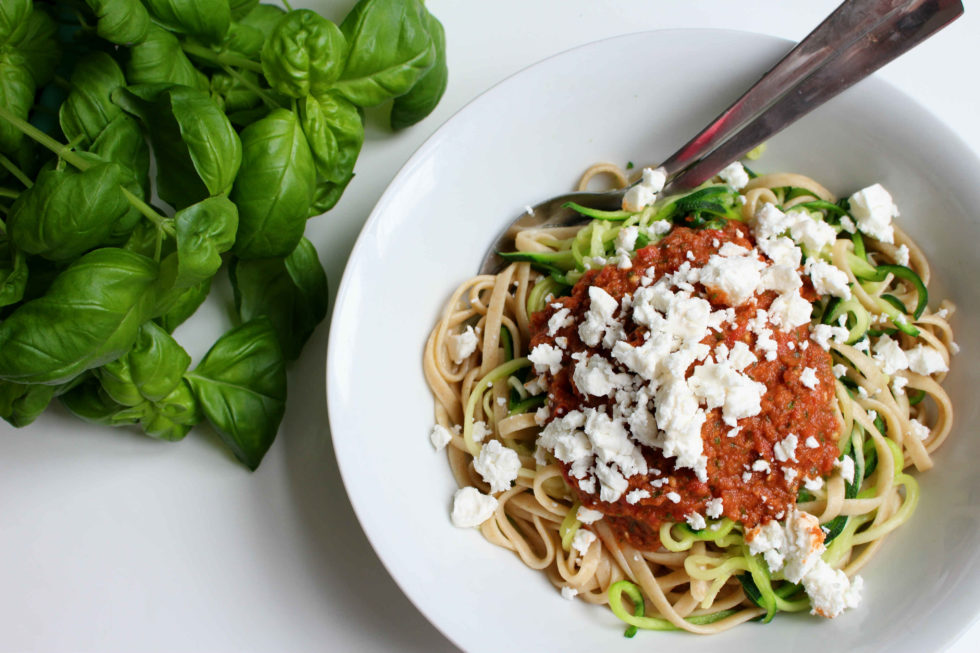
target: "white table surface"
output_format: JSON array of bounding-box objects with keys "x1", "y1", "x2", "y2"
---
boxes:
[{"x1": 1, "y1": 1, "x2": 977, "y2": 651}]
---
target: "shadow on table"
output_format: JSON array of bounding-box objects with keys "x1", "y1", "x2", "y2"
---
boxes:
[{"x1": 278, "y1": 329, "x2": 460, "y2": 653}]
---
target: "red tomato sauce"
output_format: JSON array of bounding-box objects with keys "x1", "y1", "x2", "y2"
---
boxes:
[{"x1": 530, "y1": 222, "x2": 842, "y2": 550}]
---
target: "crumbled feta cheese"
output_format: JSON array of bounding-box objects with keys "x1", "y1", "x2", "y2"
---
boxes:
[
  {"x1": 804, "y1": 476, "x2": 824, "y2": 492},
  {"x1": 803, "y1": 563, "x2": 864, "y2": 618},
  {"x1": 578, "y1": 286, "x2": 619, "y2": 347},
  {"x1": 718, "y1": 161, "x2": 750, "y2": 190},
  {"x1": 805, "y1": 436, "x2": 820, "y2": 449},
  {"x1": 447, "y1": 325, "x2": 479, "y2": 363},
  {"x1": 838, "y1": 456, "x2": 855, "y2": 484},
  {"x1": 811, "y1": 324, "x2": 849, "y2": 351},
  {"x1": 768, "y1": 291, "x2": 813, "y2": 330},
  {"x1": 686, "y1": 512, "x2": 707, "y2": 530},
  {"x1": 758, "y1": 236, "x2": 802, "y2": 268},
  {"x1": 625, "y1": 488, "x2": 651, "y2": 505},
  {"x1": 547, "y1": 308, "x2": 573, "y2": 336},
  {"x1": 699, "y1": 251, "x2": 766, "y2": 306},
  {"x1": 872, "y1": 335, "x2": 909, "y2": 375},
  {"x1": 451, "y1": 487, "x2": 498, "y2": 528},
  {"x1": 473, "y1": 440, "x2": 522, "y2": 493},
  {"x1": 430, "y1": 424, "x2": 452, "y2": 451},
  {"x1": 622, "y1": 167, "x2": 668, "y2": 211},
  {"x1": 909, "y1": 418, "x2": 931, "y2": 441},
  {"x1": 906, "y1": 345, "x2": 949, "y2": 375},
  {"x1": 805, "y1": 259, "x2": 851, "y2": 299},
  {"x1": 782, "y1": 466, "x2": 799, "y2": 483},
  {"x1": 561, "y1": 586, "x2": 579, "y2": 600},
  {"x1": 894, "y1": 244, "x2": 910, "y2": 266},
  {"x1": 529, "y1": 343, "x2": 563, "y2": 375},
  {"x1": 666, "y1": 491, "x2": 681, "y2": 503},
  {"x1": 576, "y1": 507, "x2": 604, "y2": 524},
  {"x1": 774, "y1": 433, "x2": 799, "y2": 463},
  {"x1": 705, "y1": 497, "x2": 724, "y2": 519},
  {"x1": 472, "y1": 420, "x2": 491, "y2": 443},
  {"x1": 800, "y1": 367, "x2": 819, "y2": 389},
  {"x1": 571, "y1": 528, "x2": 597, "y2": 555},
  {"x1": 849, "y1": 183, "x2": 899, "y2": 244},
  {"x1": 616, "y1": 226, "x2": 639, "y2": 253},
  {"x1": 573, "y1": 354, "x2": 631, "y2": 397},
  {"x1": 752, "y1": 459, "x2": 771, "y2": 473},
  {"x1": 789, "y1": 213, "x2": 838, "y2": 254},
  {"x1": 839, "y1": 216, "x2": 857, "y2": 233}
]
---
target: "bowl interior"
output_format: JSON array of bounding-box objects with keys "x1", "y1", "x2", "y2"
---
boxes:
[{"x1": 327, "y1": 29, "x2": 980, "y2": 653}]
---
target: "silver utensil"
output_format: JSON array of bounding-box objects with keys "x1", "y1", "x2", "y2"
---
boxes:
[{"x1": 479, "y1": 0, "x2": 963, "y2": 275}]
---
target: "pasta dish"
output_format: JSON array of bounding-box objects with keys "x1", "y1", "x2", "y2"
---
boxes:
[{"x1": 423, "y1": 160, "x2": 955, "y2": 634}]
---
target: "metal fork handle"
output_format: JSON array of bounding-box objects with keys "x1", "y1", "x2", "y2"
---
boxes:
[{"x1": 664, "y1": 0, "x2": 964, "y2": 192}]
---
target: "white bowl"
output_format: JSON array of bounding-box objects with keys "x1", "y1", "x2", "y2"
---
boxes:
[{"x1": 327, "y1": 29, "x2": 980, "y2": 653}]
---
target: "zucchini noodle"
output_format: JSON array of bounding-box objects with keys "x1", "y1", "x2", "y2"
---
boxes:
[{"x1": 423, "y1": 161, "x2": 955, "y2": 635}]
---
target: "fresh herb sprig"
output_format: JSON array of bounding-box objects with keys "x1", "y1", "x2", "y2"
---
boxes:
[{"x1": 0, "y1": 0, "x2": 448, "y2": 469}]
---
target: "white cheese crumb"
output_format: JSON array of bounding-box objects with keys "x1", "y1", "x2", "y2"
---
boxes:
[
  {"x1": 906, "y1": 345, "x2": 949, "y2": 375},
  {"x1": 561, "y1": 586, "x2": 579, "y2": 600},
  {"x1": 909, "y1": 418, "x2": 931, "y2": 441},
  {"x1": 625, "y1": 488, "x2": 651, "y2": 505},
  {"x1": 447, "y1": 325, "x2": 479, "y2": 363},
  {"x1": 718, "y1": 161, "x2": 750, "y2": 190},
  {"x1": 805, "y1": 436, "x2": 820, "y2": 449},
  {"x1": 571, "y1": 528, "x2": 597, "y2": 556},
  {"x1": 705, "y1": 497, "x2": 724, "y2": 519},
  {"x1": 451, "y1": 487, "x2": 498, "y2": 528},
  {"x1": 472, "y1": 420, "x2": 491, "y2": 443},
  {"x1": 576, "y1": 507, "x2": 604, "y2": 524},
  {"x1": 849, "y1": 183, "x2": 899, "y2": 244},
  {"x1": 894, "y1": 244, "x2": 910, "y2": 266},
  {"x1": 800, "y1": 367, "x2": 819, "y2": 389},
  {"x1": 665, "y1": 491, "x2": 681, "y2": 503},
  {"x1": 473, "y1": 440, "x2": 522, "y2": 493},
  {"x1": 774, "y1": 433, "x2": 799, "y2": 463},
  {"x1": 430, "y1": 424, "x2": 452, "y2": 451},
  {"x1": 805, "y1": 259, "x2": 851, "y2": 299},
  {"x1": 686, "y1": 512, "x2": 707, "y2": 530},
  {"x1": 529, "y1": 343, "x2": 563, "y2": 375},
  {"x1": 838, "y1": 456, "x2": 855, "y2": 484}
]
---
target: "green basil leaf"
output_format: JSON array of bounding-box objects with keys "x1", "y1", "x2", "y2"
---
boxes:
[
  {"x1": 0, "y1": 247, "x2": 159, "y2": 385},
  {"x1": 210, "y1": 70, "x2": 262, "y2": 113},
  {"x1": 6, "y1": 6, "x2": 58, "y2": 86},
  {"x1": 140, "y1": 380, "x2": 200, "y2": 440},
  {"x1": 98, "y1": 321, "x2": 192, "y2": 406},
  {"x1": 390, "y1": 9, "x2": 447, "y2": 129},
  {"x1": 154, "y1": 277, "x2": 211, "y2": 333},
  {"x1": 238, "y1": 3, "x2": 286, "y2": 41},
  {"x1": 59, "y1": 52, "x2": 127, "y2": 146},
  {"x1": 125, "y1": 25, "x2": 209, "y2": 90},
  {"x1": 142, "y1": 0, "x2": 231, "y2": 44},
  {"x1": 0, "y1": 380, "x2": 55, "y2": 427},
  {"x1": 0, "y1": 232, "x2": 28, "y2": 308},
  {"x1": 260, "y1": 9, "x2": 346, "y2": 99},
  {"x1": 185, "y1": 317, "x2": 286, "y2": 470},
  {"x1": 0, "y1": 0, "x2": 30, "y2": 47},
  {"x1": 115, "y1": 84, "x2": 242, "y2": 207},
  {"x1": 335, "y1": 0, "x2": 435, "y2": 107},
  {"x1": 229, "y1": 0, "x2": 259, "y2": 21},
  {"x1": 222, "y1": 21, "x2": 264, "y2": 58},
  {"x1": 89, "y1": 113, "x2": 151, "y2": 205},
  {"x1": 309, "y1": 172, "x2": 354, "y2": 217},
  {"x1": 174, "y1": 196, "x2": 238, "y2": 287},
  {"x1": 231, "y1": 108, "x2": 315, "y2": 259},
  {"x1": 61, "y1": 376, "x2": 138, "y2": 426},
  {"x1": 7, "y1": 157, "x2": 141, "y2": 261},
  {"x1": 298, "y1": 92, "x2": 363, "y2": 184},
  {"x1": 230, "y1": 237, "x2": 328, "y2": 359},
  {"x1": 0, "y1": 50, "x2": 35, "y2": 154},
  {"x1": 83, "y1": 0, "x2": 151, "y2": 45}
]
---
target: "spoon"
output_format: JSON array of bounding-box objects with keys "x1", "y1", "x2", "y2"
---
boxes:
[{"x1": 479, "y1": 0, "x2": 964, "y2": 275}]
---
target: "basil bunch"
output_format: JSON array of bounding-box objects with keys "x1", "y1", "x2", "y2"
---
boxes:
[{"x1": 0, "y1": 0, "x2": 448, "y2": 469}]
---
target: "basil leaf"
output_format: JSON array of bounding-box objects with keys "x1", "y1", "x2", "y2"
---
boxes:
[
  {"x1": 125, "y1": 25, "x2": 209, "y2": 90},
  {"x1": 0, "y1": 233, "x2": 28, "y2": 308},
  {"x1": 0, "y1": 50, "x2": 35, "y2": 154},
  {"x1": 142, "y1": 0, "x2": 231, "y2": 44},
  {"x1": 6, "y1": 6, "x2": 58, "y2": 86},
  {"x1": 0, "y1": 380, "x2": 55, "y2": 427},
  {"x1": 115, "y1": 84, "x2": 242, "y2": 207},
  {"x1": 7, "y1": 157, "x2": 142, "y2": 261},
  {"x1": 155, "y1": 277, "x2": 211, "y2": 333},
  {"x1": 186, "y1": 318, "x2": 286, "y2": 470},
  {"x1": 261, "y1": 9, "x2": 346, "y2": 99},
  {"x1": 59, "y1": 52, "x2": 127, "y2": 146},
  {"x1": 0, "y1": 0, "x2": 30, "y2": 47},
  {"x1": 231, "y1": 108, "x2": 315, "y2": 259},
  {"x1": 391, "y1": 9, "x2": 447, "y2": 129},
  {"x1": 174, "y1": 196, "x2": 238, "y2": 288},
  {"x1": 89, "y1": 113, "x2": 151, "y2": 203},
  {"x1": 140, "y1": 380, "x2": 200, "y2": 440},
  {"x1": 229, "y1": 0, "x2": 259, "y2": 21},
  {"x1": 230, "y1": 237, "x2": 328, "y2": 359},
  {"x1": 98, "y1": 321, "x2": 192, "y2": 406},
  {"x1": 83, "y1": 0, "x2": 151, "y2": 45},
  {"x1": 335, "y1": 0, "x2": 436, "y2": 107},
  {"x1": 298, "y1": 92, "x2": 363, "y2": 184},
  {"x1": 0, "y1": 248, "x2": 159, "y2": 385}
]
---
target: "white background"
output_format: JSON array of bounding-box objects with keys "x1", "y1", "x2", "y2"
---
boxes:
[{"x1": 1, "y1": 1, "x2": 977, "y2": 651}]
